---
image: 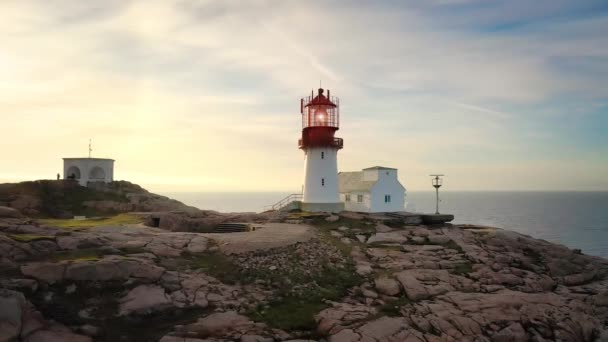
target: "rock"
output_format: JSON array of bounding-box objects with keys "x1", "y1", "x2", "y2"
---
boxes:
[
  {"x1": 330, "y1": 231, "x2": 343, "y2": 238},
  {"x1": 375, "y1": 224, "x2": 393, "y2": 233},
  {"x1": 491, "y1": 322, "x2": 528, "y2": 342},
  {"x1": 411, "y1": 236, "x2": 426, "y2": 244},
  {"x1": 241, "y1": 335, "x2": 274, "y2": 342},
  {"x1": 395, "y1": 271, "x2": 429, "y2": 301},
  {"x1": 356, "y1": 235, "x2": 367, "y2": 243},
  {"x1": 21, "y1": 262, "x2": 65, "y2": 283},
  {"x1": 0, "y1": 289, "x2": 24, "y2": 341},
  {"x1": 159, "y1": 337, "x2": 210, "y2": 342},
  {"x1": 186, "y1": 236, "x2": 208, "y2": 253},
  {"x1": 338, "y1": 226, "x2": 350, "y2": 232},
  {"x1": 340, "y1": 237, "x2": 352, "y2": 245},
  {"x1": 329, "y1": 329, "x2": 360, "y2": 342},
  {"x1": 367, "y1": 232, "x2": 408, "y2": 244},
  {"x1": 357, "y1": 317, "x2": 407, "y2": 339},
  {"x1": 0, "y1": 278, "x2": 38, "y2": 292},
  {"x1": 64, "y1": 257, "x2": 164, "y2": 282},
  {"x1": 78, "y1": 324, "x2": 100, "y2": 337},
  {"x1": 362, "y1": 289, "x2": 378, "y2": 298},
  {"x1": 355, "y1": 263, "x2": 373, "y2": 276},
  {"x1": 0, "y1": 206, "x2": 23, "y2": 218},
  {"x1": 23, "y1": 329, "x2": 92, "y2": 342},
  {"x1": 325, "y1": 215, "x2": 340, "y2": 222},
  {"x1": 593, "y1": 291, "x2": 608, "y2": 306},
  {"x1": 427, "y1": 235, "x2": 451, "y2": 244},
  {"x1": 374, "y1": 277, "x2": 401, "y2": 296},
  {"x1": 119, "y1": 285, "x2": 171, "y2": 315},
  {"x1": 188, "y1": 311, "x2": 252, "y2": 337}
]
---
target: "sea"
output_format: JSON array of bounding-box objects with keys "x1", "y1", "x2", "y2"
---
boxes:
[{"x1": 161, "y1": 191, "x2": 608, "y2": 258}]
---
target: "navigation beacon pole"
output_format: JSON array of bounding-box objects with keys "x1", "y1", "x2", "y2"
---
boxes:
[{"x1": 431, "y1": 174, "x2": 444, "y2": 214}]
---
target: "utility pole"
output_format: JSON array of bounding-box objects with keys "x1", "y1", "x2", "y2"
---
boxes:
[
  {"x1": 430, "y1": 174, "x2": 444, "y2": 214},
  {"x1": 88, "y1": 139, "x2": 92, "y2": 158}
]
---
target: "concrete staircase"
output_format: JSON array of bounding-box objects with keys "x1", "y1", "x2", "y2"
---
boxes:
[{"x1": 212, "y1": 223, "x2": 250, "y2": 233}]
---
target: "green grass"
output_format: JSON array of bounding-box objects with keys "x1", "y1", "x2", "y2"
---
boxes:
[
  {"x1": 249, "y1": 299, "x2": 326, "y2": 331},
  {"x1": 248, "y1": 262, "x2": 362, "y2": 332},
  {"x1": 8, "y1": 234, "x2": 55, "y2": 242},
  {"x1": 49, "y1": 248, "x2": 106, "y2": 262},
  {"x1": 39, "y1": 213, "x2": 143, "y2": 229}
]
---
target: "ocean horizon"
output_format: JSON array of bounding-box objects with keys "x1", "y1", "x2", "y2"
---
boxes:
[{"x1": 162, "y1": 191, "x2": 608, "y2": 258}]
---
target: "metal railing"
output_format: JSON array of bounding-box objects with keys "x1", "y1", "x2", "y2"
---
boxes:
[
  {"x1": 265, "y1": 193, "x2": 303, "y2": 211},
  {"x1": 298, "y1": 137, "x2": 343, "y2": 149}
]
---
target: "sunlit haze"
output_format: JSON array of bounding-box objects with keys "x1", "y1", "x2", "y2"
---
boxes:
[{"x1": 1, "y1": 1, "x2": 607, "y2": 192}]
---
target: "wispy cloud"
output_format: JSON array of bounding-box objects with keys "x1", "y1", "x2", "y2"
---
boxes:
[{"x1": 1, "y1": 0, "x2": 607, "y2": 191}]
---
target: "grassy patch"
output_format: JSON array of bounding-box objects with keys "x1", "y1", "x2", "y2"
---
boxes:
[
  {"x1": 39, "y1": 214, "x2": 143, "y2": 229},
  {"x1": 248, "y1": 265, "x2": 361, "y2": 332},
  {"x1": 49, "y1": 248, "x2": 106, "y2": 262},
  {"x1": 249, "y1": 298, "x2": 326, "y2": 331},
  {"x1": 8, "y1": 234, "x2": 55, "y2": 242},
  {"x1": 166, "y1": 251, "x2": 241, "y2": 284}
]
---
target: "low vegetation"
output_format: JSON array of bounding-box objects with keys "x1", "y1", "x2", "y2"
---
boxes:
[
  {"x1": 39, "y1": 213, "x2": 143, "y2": 229},
  {"x1": 8, "y1": 234, "x2": 55, "y2": 242}
]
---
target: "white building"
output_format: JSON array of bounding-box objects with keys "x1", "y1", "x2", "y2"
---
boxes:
[
  {"x1": 338, "y1": 166, "x2": 406, "y2": 213},
  {"x1": 63, "y1": 158, "x2": 114, "y2": 187}
]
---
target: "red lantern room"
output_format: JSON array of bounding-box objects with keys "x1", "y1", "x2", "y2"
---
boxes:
[{"x1": 299, "y1": 88, "x2": 344, "y2": 150}]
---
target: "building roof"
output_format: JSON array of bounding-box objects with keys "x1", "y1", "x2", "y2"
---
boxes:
[
  {"x1": 338, "y1": 171, "x2": 376, "y2": 192},
  {"x1": 363, "y1": 166, "x2": 397, "y2": 170},
  {"x1": 63, "y1": 158, "x2": 115, "y2": 161}
]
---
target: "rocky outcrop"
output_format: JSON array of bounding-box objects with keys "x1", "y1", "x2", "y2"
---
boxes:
[
  {"x1": 0, "y1": 206, "x2": 23, "y2": 218},
  {"x1": 2, "y1": 209, "x2": 608, "y2": 341},
  {"x1": 0, "y1": 180, "x2": 199, "y2": 218},
  {"x1": 0, "y1": 289, "x2": 91, "y2": 342}
]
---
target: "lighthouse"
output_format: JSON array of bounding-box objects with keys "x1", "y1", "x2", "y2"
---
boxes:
[{"x1": 299, "y1": 88, "x2": 345, "y2": 213}]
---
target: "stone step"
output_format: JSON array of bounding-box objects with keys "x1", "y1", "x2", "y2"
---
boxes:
[{"x1": 213, "y1": 223, "x2": 249, "y2": 233}]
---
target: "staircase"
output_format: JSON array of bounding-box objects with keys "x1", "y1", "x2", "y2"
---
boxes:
[
  {"x1": 213, "y1": 222, "x2": 250, "y2": 233},
  {"x1": 264, "y1": 193, "x2": 303, "y2": 212}
]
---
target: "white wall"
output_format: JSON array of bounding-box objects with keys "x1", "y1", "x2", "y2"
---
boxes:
[
  {"x1": 303, "y1": 147, "x2": 340, "y2": 203},
  {"x1": 369, "y1": 169, "x2": 406, "y2": 212},
  {"x1": 63, "y1": 158, "x2": 114, "y2": 186},
  {"x1": 341, "y1": 191, "x2": 371, "y2": 212}
]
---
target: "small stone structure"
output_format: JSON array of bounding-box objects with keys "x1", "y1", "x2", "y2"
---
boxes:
[{"x1": 63, "y1": 157, "x2": 114, "y2": 186}]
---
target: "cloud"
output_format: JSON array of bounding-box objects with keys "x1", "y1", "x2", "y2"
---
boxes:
[{"x1": 0, "y1": 0, "x2": 607, "y2": 192}]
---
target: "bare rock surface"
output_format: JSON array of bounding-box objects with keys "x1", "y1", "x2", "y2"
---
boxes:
[{"x1": 2, "y1": 208, "x2": 608, "y2": 341}]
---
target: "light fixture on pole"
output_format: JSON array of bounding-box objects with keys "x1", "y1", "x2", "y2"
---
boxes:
[{"x1": 430, "y1": 174, "x2": 444, "y2": 214}]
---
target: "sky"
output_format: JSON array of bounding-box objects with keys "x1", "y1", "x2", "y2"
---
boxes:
[{"x1": 1, "y1": 0, "x2": 607, "y2": 192}]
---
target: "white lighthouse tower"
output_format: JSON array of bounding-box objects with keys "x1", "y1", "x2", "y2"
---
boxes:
[{"x1": 299, "y1": 88, "x2": 345, "y2": 213}]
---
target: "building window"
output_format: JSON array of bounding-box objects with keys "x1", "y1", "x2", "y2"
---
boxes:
[
  {"x1": 357, "y1": 194, "x2": 363, "y2": 202},
  {"x1": 384, "y1": 195, "x2": 391, "y2": 203},
  {"x1": 345, "y1": 194, "x2": 351, "y2": 202},
  {"x1": 321, "y1": 151, "x2": 324, "y2": 159},
  {"x1": 321, "y1": 178, "x2": 325, "y2": 186}
]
